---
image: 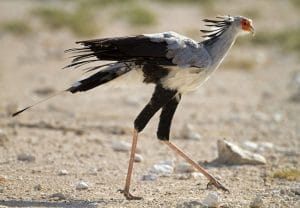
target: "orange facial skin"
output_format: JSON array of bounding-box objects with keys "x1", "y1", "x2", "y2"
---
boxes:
[{"x1": 240, "y1": 19, "x2": 254, "y2": 34}]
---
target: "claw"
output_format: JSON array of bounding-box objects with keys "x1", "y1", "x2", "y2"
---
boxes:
[
  {"x1": 206, "y1": 179, "x2": 229, "y2": 193},
  {"x1": 118, "y1": 189, "x2": 143, "y2": 200}
]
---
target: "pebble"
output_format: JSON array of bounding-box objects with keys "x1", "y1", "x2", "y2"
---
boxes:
[
  {"x1": 0, "y1": 186, "x2": 4, "y2": 193},
  {"x1": 49, "y1": 192, "x2": 67, "y2": 200},
  {"x1": 89, "y1": 167, "x2": 99, "y2": 175},
  {"x1": 273, "y1": 112, "x2": 283, "y2": 122},
  {"x1": 76, "y1": 181, "x2": 89, "y2": 190},
  {"x1": 141, "y1": 174, "x2": 158, "y2": 181},
  {"x1": 242, "y1": 141, "x2": 274, "y2": 152},
  {"x1": 111, "y1": 141, "x2": 131, "y2": 152},
  {"x1": 181, "y1": 123, "x2": 202, "y2": 140},
  {"x1": 134, "y1": 153, "x2": 143, "y2": 162},
  {"x1": 58, "y1": 169, "x2": 69, "y2": 176},
  {"x1": 150, "y1": 161, "x2": 174, "y2": 175},
  {"x1": 202, "y1": 192, "x2": 221, "y2": 208},
  {"x1": 175, "y1": 173, "x2": 191, "y2": 180},
  {"x1": 253, "y1": 112, "x2": 270, "y2": 122},
  {"x1": 250, "y1": 195, "x2": 264, "y2": 208},
  {"x1": 242, "y1": 141, "x2": 258, "y2": 152},
  {"x1": 177, "y1": 200, "x2": 203, "y2": 208},
  {"x1": 175, "y1": 162, "x2": 194, "y2": 173},
  {"x1": 0, "y1": 129, "x2": 8, "y2": 146},
  {"x1": 17, "y1": 153, "x2": 36, "y2": 162},
  {"x1": 34, "y1": 184, "x2": 42, "y2": 191},
  {"x1": 211, "y1": 139, "x2": 266, "y2": 165},
  {"x1": 191, "y1": 172, "x2": 204, "y2": 179},
  {"x1": 292, "y1": 185, "x2": 300, "y2": 195}
]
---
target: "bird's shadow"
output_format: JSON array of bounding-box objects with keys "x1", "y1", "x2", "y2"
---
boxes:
[{"x1": 0, "y1": 199, "x2": 117, "y2": 208}]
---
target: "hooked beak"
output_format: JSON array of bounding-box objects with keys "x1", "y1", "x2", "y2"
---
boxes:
[{"x1": 249, "y1": 25, "x2": 255, "y2": 36}]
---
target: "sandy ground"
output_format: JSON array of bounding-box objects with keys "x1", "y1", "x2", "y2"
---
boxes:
[{"x1": 0, "y1": 1, "x2": 299, "y2": 207}]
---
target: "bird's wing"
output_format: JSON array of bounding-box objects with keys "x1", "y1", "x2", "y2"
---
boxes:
[
  {"x1": 65, "y1": 35, "x2": 174, "y2": 70},
  {"x1": 144, "y1": 31, "x2": 212, "y2": 68},
  {"x1": 66, "y1": 32, "x2": 211, "y2": 71}
]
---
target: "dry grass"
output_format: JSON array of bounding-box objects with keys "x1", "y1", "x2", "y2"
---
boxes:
[
  {"x1": 31, "y1": 7, "x2": 98, "y2": 37},
  {"x1": 254, "y1": 29, "x2": 300, "y2": 56},
  {"x1": 154, "y1": 0, "x2": 211, "y2": 4},
  {"x1": 0, "y1": 20, "x2": 32, "y2": 35},
  {"x1": 115, "y1": 4, "x2": 157, "y2": 26},
  {"x1": 273, "y1": 168, "x2": 300, "y2": 181}
]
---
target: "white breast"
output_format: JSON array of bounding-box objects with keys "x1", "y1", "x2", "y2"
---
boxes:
[{"x1": 161, "y1": 67, "x2": 214, "y2": 93}]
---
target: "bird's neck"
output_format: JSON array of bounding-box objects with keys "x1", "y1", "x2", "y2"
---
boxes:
[{"x1": 204, "y1": 28, "x2": 239, "y2": 69}]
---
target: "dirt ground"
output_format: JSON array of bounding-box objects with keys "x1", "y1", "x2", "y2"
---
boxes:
[{"x1": 0, "y1": 1, "x2": 299, "y2": 207}]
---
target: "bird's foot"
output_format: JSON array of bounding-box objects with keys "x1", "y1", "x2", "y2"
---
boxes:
[
  {"x1": 118, "y1": 189, "x2": 142, "y2": 200},
  {"x1": 207, "y1": 178, "x2": 229, "y2": 193}
]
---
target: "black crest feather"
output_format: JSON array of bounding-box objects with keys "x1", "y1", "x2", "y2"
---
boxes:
[{"x1": 201, "y1": 15, "x2": 233, "y2": 45}]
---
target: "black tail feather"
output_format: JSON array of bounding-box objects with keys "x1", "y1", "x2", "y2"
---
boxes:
[
  {"x1": 68, "y1": 63, "x2": 132, "y2": 93},
  {"x1": 12, "y1": 90, "x2": 69, "y2": 117}
]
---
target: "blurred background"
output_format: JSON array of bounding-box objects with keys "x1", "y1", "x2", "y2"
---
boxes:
[{"x1": 0, "y1": 0, "x2": 299, "y2": 207}]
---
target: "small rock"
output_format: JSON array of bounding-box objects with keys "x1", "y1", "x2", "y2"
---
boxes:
[
  {"x1": 202, "y1": 192, "x2": 221, "y2": 208},
  {"x1": 191, "y1": 172, "x2": 204, "y2": 179},
  {"x1": 242, "y1": 141, "x2": 259, "y2": 152},
  {"x1": 176, "y1": 200, "x2": 203, "y2": 208},
  {"x1": 49, "y1": 192, "x2": 67, "y2": 200},
  {"x1": 175, "y1": 162, "x2": 194, "y2": 173},
  {"x1": 289, "y1": 91, "x2": 300, "y2": 102},
  {"x1": 150, "y1": 161, "x2": 174, "y2": 175},
  {"x1": 273, "y1": 112, "x2": 283, "y2": 122},
  {"x1": 175, "y1": 173, "x2": 191, "y2": 180},
  {"x1": 89, "y1": 168, "x2": 98, "y2": 175},
  {"x1": 34, "y1": 184, "x2": 42, "y2": 191},
  {"x1": 242, "y1": 141, "x2": 274, "y2": 152},
  {"x1": 0, "y1": 129, "x2": 8, "y2": 146},
  {"x1": 58, "y1": 169, "x2": 69, "y2": 176},
  {"x1": 253, "y1": 112, "x2": 270, "y2": 122},
  {"x1": 34, "y1": 87, "x2": 55, "y2": 96},
  {"x1": 141, "y1": 174, "x2": 158, "y2": 181},
  {"x1": 134, "y1": 154, "x2": 143, "y2": 162},
  {"x1": 250, "y1": 195, "x2": 264, "y2": 208},
  {"x1": 181, "y1": 123, "x2": 202, "y2": 140},
  {"x1": 17, "y1": 153, "x2": 36, "y2": 162},
  {"x1": 211, "y1": 140, "x2": 266, "y2": 165},
  {"x1": 111, "y1": 141, "x2": 131, "y2": 152},
  {"x1": 76, "y1": 181, "x2": 89, "y2": 190},
  {"x1": 292, "y1": 185, "x2": 300, "y2": 195}
]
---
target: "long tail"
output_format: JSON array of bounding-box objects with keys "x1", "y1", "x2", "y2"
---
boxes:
[
  {"x1": 12, "y1": 90, "x2": 68, "y2": 117},
  {"x1": 68, "y1": 62, "x2": 132, "y2": 93},
  {"x1": 13, "y1": 37, "x2": 138, "y2": 117},
  {"x1": 12, "y1": 63, "x2": 132, "y2": 117}
]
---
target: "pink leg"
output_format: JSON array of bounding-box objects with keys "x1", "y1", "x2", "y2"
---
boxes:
[
  {"x1": 120, "y1": 129, "x2": 142, "y2": 200},
  {"x1": 163, "y1": 141, "x2": 229, "y2": 192}
]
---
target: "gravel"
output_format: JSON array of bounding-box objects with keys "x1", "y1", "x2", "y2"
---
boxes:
[
  {"x1": 17, "y1": 153, "x2": 36, "y2": 162},
  {"x1": 134, "y1": 153, "x2": 143, "y2": 162},
  {"x1": 111, "y1": 141, "x2": 131, "y2": 152},
  {"x1": 76, "y1": 181, "x2": 89, "y2": 190}
]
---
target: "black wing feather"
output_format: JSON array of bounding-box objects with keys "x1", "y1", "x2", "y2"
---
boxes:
[{"x1": 65, "y1": 35, "x2": 173, "y2": 70}]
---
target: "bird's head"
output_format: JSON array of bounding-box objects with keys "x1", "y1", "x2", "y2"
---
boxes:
[
  {"x1": 201, "y1": 15, "x2": 255, "y2": 40},
  {"x1": 232, "y1": 16, "x2": 254, "y2": 35}
]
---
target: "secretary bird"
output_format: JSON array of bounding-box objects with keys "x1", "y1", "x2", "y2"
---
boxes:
[{"x1": 13, "y1": 15, "x2": 254, "y2": 200}]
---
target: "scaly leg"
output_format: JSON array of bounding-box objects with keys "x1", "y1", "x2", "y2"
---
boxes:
[
  {"x1": 120, "y1": 85, "x2": 177, "y2": 200},
  {"x1": 120, "y1": 129, "x2": 142, "y2": 200},
  {"x1": 162, "y1": 141, "x2": 229, "y2": 192}
]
